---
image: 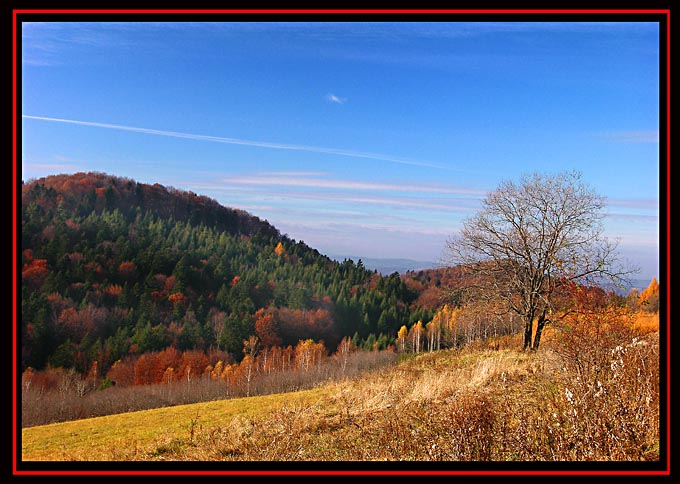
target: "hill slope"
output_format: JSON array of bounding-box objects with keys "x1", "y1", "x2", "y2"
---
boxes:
[
  {"x1": 22, "y1": 332, "x2": 660, "y2": 462},
  {"x1": 21, "y1": 172, "x2": 422, "y2": 378}
]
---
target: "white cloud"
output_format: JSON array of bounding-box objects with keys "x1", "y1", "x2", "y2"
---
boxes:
[{"x1": 325, "y1": 93, "x2": 346, "y2": 104}]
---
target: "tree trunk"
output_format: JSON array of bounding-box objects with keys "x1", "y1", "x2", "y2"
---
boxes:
[
  {"x1": 532, "y1": 310, "x2": 548, "y2": 351},
  {"x1": 523, "y1": 320, "x2": 533, "y2": 351}
]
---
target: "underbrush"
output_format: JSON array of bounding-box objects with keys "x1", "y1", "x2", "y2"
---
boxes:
[
  {"x1": 22, "y1": 349, "x2": 397, "y2": 427},
  {"x1": 124, "y1": 331, "x2": 659, "y2": 461}
]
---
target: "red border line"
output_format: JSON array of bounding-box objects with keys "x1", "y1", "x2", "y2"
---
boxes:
[
  {"x1": 13, "y1": 8, "x2": 670, "y2": 476},
  {"x1": 12, "y1": 8, "x2": 18, "y2": 478},
  {"x1": 664, "y1": 9, "x2": 671, "y2": 475},
  {"x1": 11, "y1": 8, "x2": 672, "y2": 15},
  {"x1": 11, "y1": 469, "x2": 673, "y2": 476}
]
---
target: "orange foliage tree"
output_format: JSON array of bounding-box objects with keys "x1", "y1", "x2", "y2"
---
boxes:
[
  {"x1": 118, "y1": 260, "x2": 137, "y2": 279},
  {"x1": 22, "y1": 250, "x2": 49, "y2": 289},
  {"x1": 408, "y1": 321, "x2": 424, "y2": 353},
  {"x1": 254, "y1": 308, "x2": 282, "y2": 346},
  {"x1": 550, "y1": 283, "x2": 634, "y2": 379},
  {"x1": 638, "y1": 278, "x2": 660, "y2": 312},
  {"x1": 396, "y1": 325, "x2": 408, "y2": 353},
  {"x1": 294, "y1": 339, "x2": 326, "y2": 372}
]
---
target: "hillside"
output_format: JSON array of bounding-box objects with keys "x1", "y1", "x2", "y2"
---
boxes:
[
  {"x1": 21, "y1": 172, "x2": 426, "y2": 380},
  {"x1": 21, "y1": 331, "x2": 660, "y2": 462}
]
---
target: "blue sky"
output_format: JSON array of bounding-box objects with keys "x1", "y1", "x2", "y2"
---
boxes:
[{"x1": 20, "y1": 21, "x2": 661, "y2": 279}]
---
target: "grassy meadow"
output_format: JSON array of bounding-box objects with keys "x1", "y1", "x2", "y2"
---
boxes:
[{"x1": 22, "y1": 328, "x2": 660, "y2": 462}]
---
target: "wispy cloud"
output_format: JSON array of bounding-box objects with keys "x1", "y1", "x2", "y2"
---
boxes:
[
  {"x1": 22, "y1": 22, "x2": 138, "y2": 66},
  {"x1": 607, "y1": 197, "x2": 659, "y2": 211},
  {"x1": 605, "y1": 213, "x2": 659, "y2": 223},
  {"x1": 21, "y1": 152, "x2": 85, "y2": 178},
  {"x1": 329, "y1": 195, "x2": 475, "y2": 212},
  {"x1": 277, "y1": 219, "x2": 453, "y2": 238},
  {"x1": 325, "y1": 93, "x2": 346, "y2": 104},
  {"x1": 221, "y1": 173, "x2": 485, "y2": 196},
  {"x1": 592, "y1": 130, "x2": 659, "y2": 143},
  {"x1": 22, "y1": 21, "x2": 657, "y2": 68},
  {"x1": 259, "y1": 171, "x2": 328, "y2": 177},
  {"x1": 22, "y1": 162, "x2": 79, "y2": 174},
  {"x1": 22, "y1": 115, "x2": 446, "y2": 169},
  {"x1": 186, "y1": 179, "x2": 481, "y2": 211},
  {"x1": 77, "y1": 21, "x2": 653, "y2": 42},
  {"x1": 236, "y1": 204, "x2": 376, "y2": 221},
  {"x1": 266, "y1": 219, "x2": 450, "y2": 260}
]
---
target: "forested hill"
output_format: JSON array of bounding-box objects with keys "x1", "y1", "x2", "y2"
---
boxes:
[
  {"x1": 21, "y1": 172, "x2": 432, "y2": 376},
  {"x1": 22, "y1": 172, "x2": 282, "y2": 240}
]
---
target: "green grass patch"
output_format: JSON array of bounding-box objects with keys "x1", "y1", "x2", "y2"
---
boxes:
[{"x1": 21, "y1": 387, "x2": 329, "y2": 461}]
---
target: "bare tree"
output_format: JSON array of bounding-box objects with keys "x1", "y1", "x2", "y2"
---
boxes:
[{"x1": 443, "y1": 171, "x2": 635, "y2": 351}]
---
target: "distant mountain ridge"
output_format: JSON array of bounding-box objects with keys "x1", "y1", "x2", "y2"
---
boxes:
[
  {"x1": 599, "y1": 278, "x2": 655, "y2": 296},
  {"x1": 328, "y1": 255, "x2": 438, "y2": 275}
]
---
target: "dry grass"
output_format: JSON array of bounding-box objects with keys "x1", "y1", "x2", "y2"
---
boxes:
[
  {"x1": 632, "y1": 311, "x2": 660, "y2": 335},
  {"x1": 21, "y1": 387, "x2": 329, "y2": 461},
  {"x1": 22, "y1": 332, "x2": 659, "y2": 462}
]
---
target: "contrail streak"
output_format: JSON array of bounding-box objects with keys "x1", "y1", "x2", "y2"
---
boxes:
[{"x1": 22, "y1": 114, "x2": 446, "y2": 169}]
